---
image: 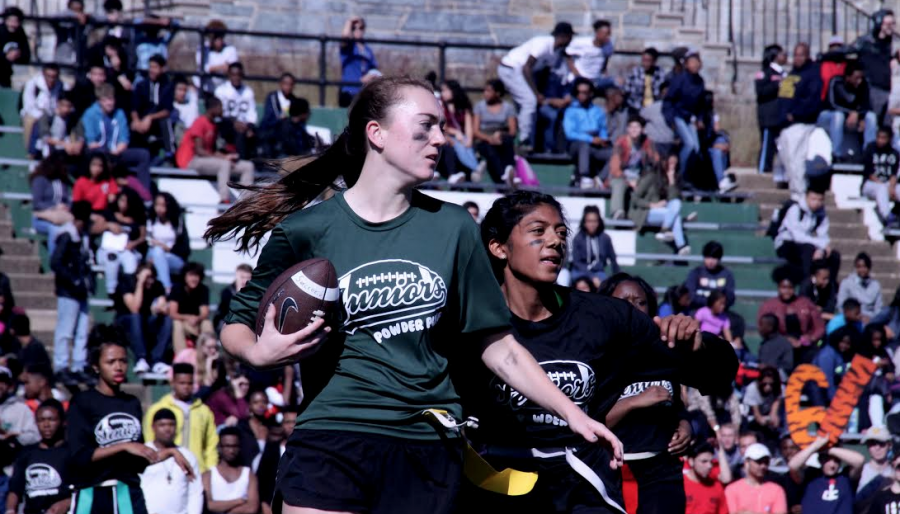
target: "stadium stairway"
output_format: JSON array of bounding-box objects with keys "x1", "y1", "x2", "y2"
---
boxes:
[{"x1": 738, "y1": 172, "x2": 900, "y2": 302}]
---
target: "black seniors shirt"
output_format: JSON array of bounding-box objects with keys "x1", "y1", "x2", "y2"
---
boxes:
[
  {"x1": 9, "y1": 443, "x2": 70, "y2": 514},
  {"x1": 66, "y1": 389, "x2": 146, "y2": 488}
]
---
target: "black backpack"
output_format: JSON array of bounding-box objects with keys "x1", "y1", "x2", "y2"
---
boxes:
[{"x1": 765, "y1": 199, "x2": 824, "y2": 239}]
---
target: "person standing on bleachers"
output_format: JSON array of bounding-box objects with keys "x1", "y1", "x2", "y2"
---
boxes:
[
  {"x1": 20, "y1": 65, "x2": 64, "y2": 152},
  {"x1": 773, "y1": 185, "x2": 840, "y2": 284},
  {"x1": 756, "y1": 44, "x2": 788, "y2": 174},
  {"x1": 837, "y1": 252, "x2": 883, "y2": 321},
  {"x1": 563, "y1": 78, "x2": 611, "y2": 190},
  {"x1": 818, "y1": 61, "x2": 877, "y2": 160},
  {"x1": 80, "y1": 84, "x2": 152, "y2": 192},
  {"x1": 861, "y1": 126, "x2": 900, "y2": 226},
  {"x1": 775, "y1": 43, "x2": 824, "y2": 192},
  {"x1": 214, "y1": 62, "x2": 257, "y2": 160},
  {"x1": 339, "y1": 16, "x2": 379, "y2": 108},
  {"x1": 70, "y1": 64, "x2": 107, "y2": 124},
  {"x1": 472, "y1": 79, "x2": 518, "y2": 184},
  {"x1": 566, "y1": 19, "x2": 616, "y2": 92},
  {"x1": 0, "y1": 7, "x2": 30, "y2": 89},
  {"x1": 175, "y1": 96, "x2": 254, "y2": 204},
  {"x1": 851, "y1": 9, "x2": 895, "y2": 122},
  {"x1": 130, "y1": 54, "x2": 175, "y2": 158},
  {"x1": 196, "y1": 20, "x2": 238, "y2": 94},
  {"x1": 663, "y1": 51, "x2": 706, "y2": 177},
  {"x1": 139, "y1": 408, "x2": 203, "y2": 514},
  {"x1": 623, "y1": 47, "x2": 665, "y2": 114},
  {"x1": 498, "y1": 22, "x2": 574, "y2": 150}
]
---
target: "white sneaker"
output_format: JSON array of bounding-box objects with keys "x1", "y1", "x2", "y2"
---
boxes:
[
  {"x1": 151, "y1": 362, "x2": 171, "y2": 375},
  {"x1": 502, "y1": 165, "x2": 516, "y2": 185},
  {"x1": 448, "y1": 172, "x2": 466, "y2": 184},
  {"x1": 432, "y1": 171, "x2": 441, "y2": 181},
  {"x1": 718, "y1": 176, "x2": 738, "y2": 193},
  {"x1": 655, "y1": 231, "x2": 675, "y2": 243},
  {"x1": 472, "y1": 161, "x2": 486, "y2": 183},
  {"x1": 580, "y1": 177, "x2": 595, "y2": 189},
  {"x1": 678, "y1": 245, "x2": 692, "y2": 256},
  {"x1": 612, "y1": 210, "x2": 626, "y2": 220},
  {"x1": 133, "y1": 358, "x2": 150, "y2": 374},
  {"x1": 684, "y1": 211, "x2": 699, "y2": 222}
]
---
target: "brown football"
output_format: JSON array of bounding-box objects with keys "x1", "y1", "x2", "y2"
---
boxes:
[{"x1": 255, "y1": 258, "x2": 340, "y2": 337}]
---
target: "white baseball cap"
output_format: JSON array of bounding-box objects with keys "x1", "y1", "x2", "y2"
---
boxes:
[{"x1": 745, "y1": 443, "x2": 772, "y2": 461}]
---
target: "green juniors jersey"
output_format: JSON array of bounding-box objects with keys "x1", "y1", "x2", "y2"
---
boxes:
[{"x1": 225, "y1": 190, "x2": 511, "y2": 440}]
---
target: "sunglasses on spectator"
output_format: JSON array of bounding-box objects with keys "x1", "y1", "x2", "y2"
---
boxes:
[
  {"x1": 751, "y1": 457, "x2": 771, "y2": 465},
  {"x1": 868, "y1": 441, "x2": 890, "y2": 447}
]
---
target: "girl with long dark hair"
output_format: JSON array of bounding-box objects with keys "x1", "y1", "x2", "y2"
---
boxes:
[
  {"x1": 205, "y1": 77, "x2": 622, "y2": 514},
  {"x1": 570, "y1": 205, "x2": 619, "y2": 289},
  {"x1": 630, "y1": 153, "x2": 690, "y2": 255},
  {"x1": 147, "y1": 192, "x2": 191, "y2": 292},
  {"x1": 29, "y1": 152, "x2": 72, "y2": 256},
  {"x1": 67, "y1": 324, "x2": 192, "y2": 514},
  {"x1": 97, "y1": 188, "x2": 147, "y2": 295},
  {"x1": 438, "y1": 80, "x2": 478, "y2": 182},
  {"x1": 456, "y1": 191, "x2": 736, "y2": 513}
]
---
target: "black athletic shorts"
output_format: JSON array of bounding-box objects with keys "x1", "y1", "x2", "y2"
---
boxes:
[{"x1": 274, "y1": 428, "x2": 464, "y2": 514}]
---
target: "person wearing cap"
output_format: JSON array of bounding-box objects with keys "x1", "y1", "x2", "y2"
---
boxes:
[
  {"x1": 756, "y1": 44, "x2": 788, "y2": 174},
  {"x1": 858, "y1": 426, "x2": 893, "y2": 493},
  {"x1": 143, "y1": 363, "x2": 219, "y2": 473},
  {"x1": 866, "y1": 440, "x2": 900, "y2": 513},
  {"x1": 818, "y1": 61, "x2": 877, "y2": 161},
  {"x1": 789, "y1": 435, "x2": 863, "y2": 514},
  {"x1": 725, "y1": 442, "x2": 788, "y2": 514},
  {"x1": 497, "y1": 22, "x2": 574, "y2": 148},
  {"x1": 662, "y1": 50, "x2": 707, "y2": 177},
  {"x1": 684, "y1": 443, "x2": 728, "y2": 514},
  {"x1": 852, "y1": 9, "x2": 895, "y2": 122},
  {"x1": 0, "y1": 7, "x2": 30, "y2": 88},
  {"x1": 139, "y1": 408, "x2": 203, "y2": 514}
]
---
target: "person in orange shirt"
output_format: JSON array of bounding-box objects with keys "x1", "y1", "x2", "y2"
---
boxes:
[
  {"x1": 685, "y1": 443, "x2": 728, "y2": 514},
  {"x1": 725, "y1": 443, "x2": 788, "y2": 514}
]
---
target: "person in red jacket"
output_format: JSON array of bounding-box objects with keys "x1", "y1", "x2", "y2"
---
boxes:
[
  {"x1": 758, "y1": 265, "x2": 826, "y2": 363},
  {"x1": 72, "y1": 153, "x2": 119, "y2": 213},
  {"x1": 684, "y1": 443, "x2": 728, "y2": 514}
]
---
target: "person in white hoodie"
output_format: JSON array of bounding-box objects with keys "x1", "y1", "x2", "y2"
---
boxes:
[
  {"x1": 774, "y1": 185, "x2": 842, "y2": 285},
  {"x1": 20, "y1": 64, "x2": 65, "y2": 151},
  {"x1": 214, "y1": 62, "x2": 257, "y2": 159}
]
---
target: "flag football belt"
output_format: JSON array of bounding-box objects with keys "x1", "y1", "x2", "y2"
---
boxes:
[
  {"x1": 74, "y1": 479, "x2": 135, "y2": 514},
  {"x1": 422, "y1": 409, "x2": 627, "y2": 513}
]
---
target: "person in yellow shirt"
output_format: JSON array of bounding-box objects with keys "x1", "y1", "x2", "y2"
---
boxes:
[{"x1": 144, "y1": 362, "x2": 219, "y2": 472}]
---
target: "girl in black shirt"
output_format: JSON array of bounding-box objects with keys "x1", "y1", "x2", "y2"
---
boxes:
[
  {"x1": 7, "y1": 399, "x2": 70, "y2": 514},
  {"x1": 456, "y1": 191, "x2": 737, "y2": 514},
  {"x1": 67, "y1": 325, "x2": 193, "y2": 514}
]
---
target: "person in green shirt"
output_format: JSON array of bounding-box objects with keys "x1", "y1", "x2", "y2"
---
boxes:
[{"x1": 205, "y1": 77, "x2": 623, "y2": 514}]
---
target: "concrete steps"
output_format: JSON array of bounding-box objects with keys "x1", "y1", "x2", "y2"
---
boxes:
[{"x1": 0, "y1": 238, "x2": 36, "y2": 257}]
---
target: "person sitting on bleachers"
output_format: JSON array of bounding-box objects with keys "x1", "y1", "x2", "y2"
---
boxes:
[
  {"x1": 20, "y1": 65, "x2": 64, "y2": 152},
  {"x1": 569, "y1": 205, "x2": 618, "y2": 289},
  {"x1": 277, "y1": 98, "x2": 317, "y2": 157},
  {"x1": 133, "y1": 15, "x2": 178, "y2": 75},
  {"x1": 825, "y1": 298, "x2": 863, "y2": 336},
  {"x1": 640, "y1": 81, "x2": 675, "y2": 157},
  {"x1": 799, "y1": 259, "x2": 838, "y2": 320},
  {"x1": 629, "y1": 153, "x2": 691, "y2": 255},
  {"x1": 259, "y1": 72, "x2": 296, "y2": 156},
  {"x1": 168, "y1": 262, "x2": 214, "y2": 356},
  {"x1": 34, "y1": 91, "x2": 83, "y2": 160},
  {"x1": 171, "y1": 75, "x2": 198, "y2": 144},
  {"x1": 30, "y1": 153, "x2": 72, "y2": 257},
  {"x1": 175, "y1": 96, "x2": 254, "y2": 204},
  {"x1": 861, "y1": 126, "x2": 900, "y2": 226},
  {"x1": 837, "y1": 251, "x2": 883, "y2": 321},
  {"x1": 757, "y1": 313, "x2": 794, "y2": 379},
  {"x1": 438, "y1": 80, "x2": 478, "y2": 182},
  {"x1": 130, "y1": 54, "x2": 174, "y2": 158},
  {"x1": 773, "y1": 184, "x2": 840, "y2": 284},
  {"x1": 0, "y1": 7, "x2": 30, "y2": 88},
  {"x1": 101, "y1": 40, "x2": 135, "y2": 116},
  {"x1": 685, "y1": 241, "x2": 735, "y2": 311},
  {"x1": 214, "y1": 62, "x2": 257, "y2": 160},
  {"x1": 563, "y1": 77, "x2": 610, "y2": 190},
  {"x1": 97, "y1": 188, "x2": 146, "y2": 296},
  {"x1": 705, "y1": 91, "x2": 737, "y2": 193},
  {"x1": 606, "y1": 115, "x2": 658, "y2": 219},
  {"x1": 818, "y1": 35, "x2": 847, "y2": 101},
  {"x1": 623, "y1": 47, "x2": 665, "y2": 114},
  {"x1": 604, "y1": 87, "x2": 628, "y2": 142},
  {"x1": 80, "y1": 84, "x2": 152, "y2": 192},
  {"x1": 873, "y1": 286, "x2": 900, "y2": 347},
  {"x1": 663, "y1": 51, "x2": 706, "y2": 177},
  {"x1": 758, "y1": 265, "x2": 825, "y2": 363},
  {"x1": 113, "y1": 264, "x2": 170, "y2": 375},
  {"x1": 473, "y1": 79, "x2": 518, "y2": 184},
  {"x1": 9, "y1": 315, "x2": 51, "y2": 374},
  {"x1": 818, "y1": 61, "x2": 877, "y2": 160},
  {"x1": 196, "y1": 20, "x2": 238, "y2": 94},
  {"x1": 69, "y1": 64, "x2": 107, "y2": 123},
  {"x1": 534, "y1": 57, "x2": 571, "y2": 154},
  {"x1": 214, "y1": 264, "x2": 252, "y2": 332},
  {"x1": 72, "y1": 153, "x2": 118, "y2": 214},
  {"x1": 851, "y1": 8, "x2": 894, "y2": 123},
  {"x1": 147, "y1": 192, "x2": 190, "y2": 294}
]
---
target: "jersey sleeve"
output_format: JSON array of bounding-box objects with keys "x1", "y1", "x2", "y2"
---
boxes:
[
  {"x1": 454, "y1": 218, "x2": 510, "y2": 337},
  {"x1": 224, "y1": 226, "x2": 301, "y2": 328}
]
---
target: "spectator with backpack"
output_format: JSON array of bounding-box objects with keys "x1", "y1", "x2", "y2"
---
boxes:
[{"x1": 771, "y1": 185, "x2": 840, "y2": 284}]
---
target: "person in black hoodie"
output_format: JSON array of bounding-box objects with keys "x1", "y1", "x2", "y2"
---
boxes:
[
  {"x1": 799, "y1": 259, "x2": 838, "y2": 319},
  {"x1": 67, "y1": 324, "x2": 193, "y2": 514},
  {"x1": 817, "y1": 61, "x2": 877, "y2": 160},
  {"x1": 852, "y1": 8, "x2": 895, "y2": 122},
  {"x1": 456, "y1": 190, "x2": 737, "y2": 514},
  {"x1": 777, "y1": 43, "x2": 823, "y2": 127},
  {"x1": 756, "y1": 44, "x2": 787, "y2": 173},
  {"x1": 259, "y1": 72, "x2": 296, "y2": 156},
  {"x1": 0, "y1": 7, "x2": 30, "y2": 88},
  {"x1": 6, "y1": 399, "x2": 70, "y2": 514},
  {"x1": 663, "y1": 51, "x2": 706, "y2": 177},
  {"x1": 130, "y1": 54, "x2": 174, "y2": 157}
]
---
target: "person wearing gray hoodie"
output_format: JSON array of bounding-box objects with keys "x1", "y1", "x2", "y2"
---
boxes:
[{"x1": 0, "y1": 367, "x2": 39, "y2": 449}]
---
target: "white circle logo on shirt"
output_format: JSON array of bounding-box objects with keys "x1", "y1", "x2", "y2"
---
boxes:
[
  {"x1": 25, "y1": 463, "x2": 62, "y2": 496},
  {"x1": 94, "y1": 412, "x2": 141, "y2": 447}
]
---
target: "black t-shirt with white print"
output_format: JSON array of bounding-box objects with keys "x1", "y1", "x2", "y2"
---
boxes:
[
  {"x1": 870, "y1": 488, "x2": 900, "y2": 514},
  {"x1": 9, "y1": 443, "x2": 70, "y2": 514},
  {"x1": 66, "y1": 388, "x2": 146, "y2": 488},
  {"x1": 864, "y1": 143, "x2": 900, "y2": 182}
]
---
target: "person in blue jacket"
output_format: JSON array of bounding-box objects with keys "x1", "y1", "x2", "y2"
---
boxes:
[
  {"x1": 777, "y1": 43, "x2": 823, "y2": 127},
  {"x1": 663, "y1": 51, "x2": 707, "y2": 176},
  {"x1": 259, "y1": 72, "x2": 296, "y2": 155},
  {"x1": 80, "y1": 83, "x2": 151, "y2": 191}
]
